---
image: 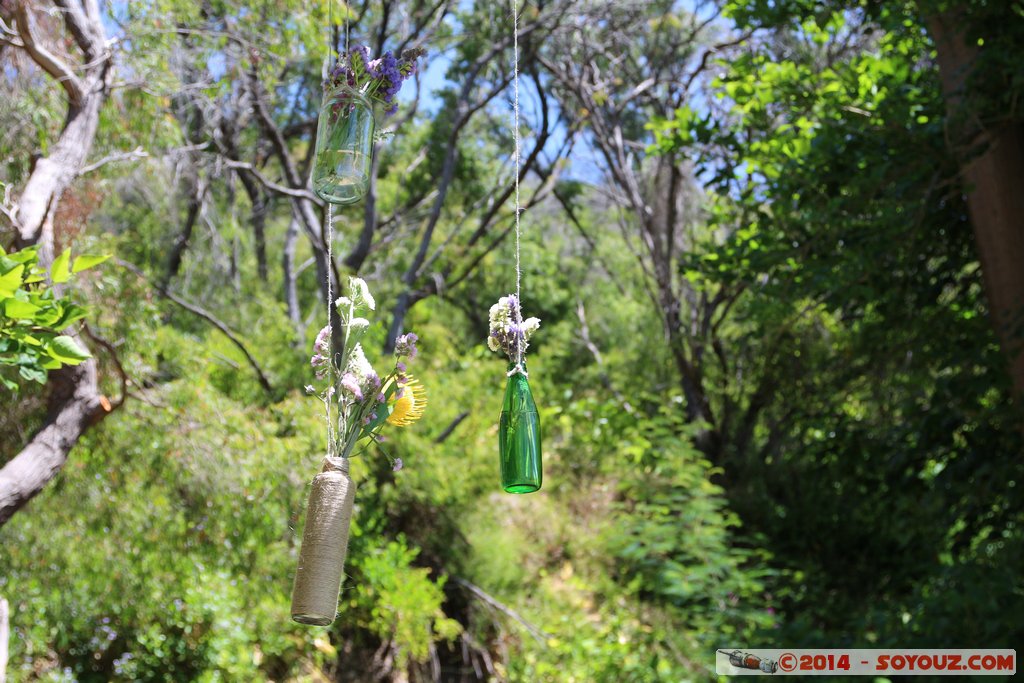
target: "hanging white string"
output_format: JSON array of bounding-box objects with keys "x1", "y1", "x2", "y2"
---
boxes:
[
  {"x1": 344, "y1": 1, "x2": 350, "y2": 55},
  {"x1": 508, "y1": 0, "x2": 527, "y2": 379},
  {"x1": 325, "y1": 205, "x2": 335, "y2": 456},
  {"x1": 324, "y1": 0, "x2": 337, "y2": 457}
]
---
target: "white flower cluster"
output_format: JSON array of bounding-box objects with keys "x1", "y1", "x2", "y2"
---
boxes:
[
  {"x1": 309, "y1": 274, "x2": 423, "y2": 461},
  {"x1": 345, "y1": 344, "x2": 378, "y2": 389},
  {"x1": 487, "y1": 295, "x2": 540, "y2": 358}
]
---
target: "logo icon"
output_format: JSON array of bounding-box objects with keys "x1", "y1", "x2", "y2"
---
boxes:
[{"x1": 720, "y1": 650, "x2": 778, "y2": 674}]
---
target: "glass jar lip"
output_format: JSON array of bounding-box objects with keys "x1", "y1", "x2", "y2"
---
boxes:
[{"x1": 322, "y1": 83, "x2": 373, "y2": 107}]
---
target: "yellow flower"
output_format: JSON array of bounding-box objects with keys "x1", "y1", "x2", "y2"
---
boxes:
[{"x1": 386, "y1": 375, "x2": 427, "y2": 427}]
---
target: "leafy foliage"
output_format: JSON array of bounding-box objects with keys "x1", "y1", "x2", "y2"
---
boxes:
[{"x1": 0, "y1": 246, "x2": 107, "y2": 391}]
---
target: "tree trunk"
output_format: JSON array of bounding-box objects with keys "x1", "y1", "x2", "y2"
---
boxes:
[
  {"x1": 0, "y1": 0, "x2": 115, "y2": 528},
  {"x1": 162, "y1": 182, "x2": 202, "y2": 287},
  {"x1": 282, "y1": 216, "x2": 302, "y2": 333},
  {"x1": 0, "y1": 364, "x2": 106, "y2": 525},
  {"x1": 929, "y1": 11, "x2": 1024, "y2": 398}
]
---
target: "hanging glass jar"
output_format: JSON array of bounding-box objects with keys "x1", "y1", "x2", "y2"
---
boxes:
[
  {"x1": 312, "y1": 85, "x2": 375, "y2": 205},
  {"x1": 499, "y1": 362, "x2": 542, "y2": 493}
]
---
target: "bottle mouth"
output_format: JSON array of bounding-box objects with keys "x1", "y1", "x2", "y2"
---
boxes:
[
  {"x1": 504, "y1": 483, "x2": 540, "y2": 494},
  {"x1": 292, "y1": 612, "x2": 335, "y2": 626}
]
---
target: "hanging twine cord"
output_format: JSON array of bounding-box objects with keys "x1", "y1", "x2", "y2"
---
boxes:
[
  {"x1": 323, "y1": 0, "x2": 337, "y2": 456},
  {"x1": 508, "y1": 0, "x2": 527, "y2": 380},
  {"x1": 344, "y1": 1, "x2": 350, "y2": 54},
  {"x1": 325, "y1": 204, "x2": 335, "y2": 455}
]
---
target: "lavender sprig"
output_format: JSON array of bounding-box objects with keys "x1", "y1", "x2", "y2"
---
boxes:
[{"x1": 326, "y1": 45, "x2": 425, "y2": 118}]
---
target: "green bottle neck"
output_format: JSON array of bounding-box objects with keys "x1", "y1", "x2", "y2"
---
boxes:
[{"x1": 503, "y1": 362, "x2": 537, "y2": 413}]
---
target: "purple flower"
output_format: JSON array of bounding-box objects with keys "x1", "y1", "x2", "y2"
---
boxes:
[
  {"x1": 349, "y1": 44, "x2": 371, "y2": 72},
  {"x1": 394, "y1": 332, "x2": 418, "y2": 358},
  {"x1": 379, "y1": 53, "x2": 401, "y2": 97},
  {"x1": 396, "y1": 361, "x2": 406, "y2": 373},
  {"x1": 314, "y1": 325, "x2": 331, "y2": 355},
  {"x1": 377, "y1": 392, "x2": 385, "y2": 402},
  {"x1": 311, "y1": 354, "x2": 329, "y2": 379},
  {"x1": 392, "y1": 458, "x2": 403, "y2": 472},
  {"x1": 325, "y1": 45, "x2": 424, "y2": 118},
  {"x1": 341, "y1": 373, "x2": 363, "y2": 400}
]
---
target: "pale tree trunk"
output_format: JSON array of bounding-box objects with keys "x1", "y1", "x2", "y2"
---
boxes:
[
  {"x1": 0, "y1": 0, "x2": 116, "y2": 527},
  {"x1": 929, "y1": 10, "x2": 1024, "y2": 398}
]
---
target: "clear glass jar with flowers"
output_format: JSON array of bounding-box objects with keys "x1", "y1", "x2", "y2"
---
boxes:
[{"x1": 312, "y1": 46, "x2": 425, "y2": 205}]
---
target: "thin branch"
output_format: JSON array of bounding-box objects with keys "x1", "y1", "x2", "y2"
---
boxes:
[
  {"x1": 116, "y1": 259, "x2": 275, "y2": 396},
  {"x1": 14, "y1": 3, "x2": 85, "y2": 106},
  {"x1": 453, "y1": 577, "x2": 551, "y2": 646},
  {"x1": 81, "y1": 322, "x2": 128, "y2": 410},
  {"x1": 433, "y1": 411, "x2": 469, "y2": 444},
  {"x1": 221, "y1": 158, "x2": 324, "y2": 204},
  {"x1": 681, "y1": 31, "x2": 755, "y2": 98},
  {"x1": 79, "y1": 146, "x2": 149, "y2": 175}
]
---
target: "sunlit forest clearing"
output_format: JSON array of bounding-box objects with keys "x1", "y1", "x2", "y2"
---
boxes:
[{"x1": 1, "y1": 0, "x2": 1022, "y2": 681}]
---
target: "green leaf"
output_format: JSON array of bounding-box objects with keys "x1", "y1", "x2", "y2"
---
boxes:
[
  {"x1": 6, "y1": 247, "x2": 38, "y2": 264},
  {"x1": 3, "y1": 298, "x2": 42, "y2": 319},
  {"x1": 0, "y1": 264, "x2": 24, "y2": 298},
  {"x1": 18, "y1": 365, "x2": 47, "y2": 383},
  {"x1": 47, "y1": 335, "x2": 91, "y2": 364},
  {"x1": 55, "y1": 304, "x2": 88, "y2": 328},
  {"x1": 71, "y1": 253, "x2": 110, "y2": 273},
  {"x1": 33, "y1": 306, "x2": 64, "y2": 327},
  {"x1": 0, "y1": 255, "x2": 19, "y2": 274},
  {"x1": 51, "y1": 249, "x2": 71, "y2": 284},
  {"x1": 15, "y1": 330, "x2": 43, "y2": 346}
]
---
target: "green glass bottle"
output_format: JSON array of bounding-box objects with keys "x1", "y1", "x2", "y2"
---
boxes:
[{"x1": 499, "y1": 362, "x2": 542, "y2": 493}]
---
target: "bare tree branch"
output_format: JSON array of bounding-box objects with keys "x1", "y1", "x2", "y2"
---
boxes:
[
  {"x1": 453, "y1": 577, "x2": 551, "y2": 646},
  {"x1": 433, "y1": 411, "x2": 469, "y2": 444},
  {"x1": 221, "y1": 158, "x2": 324, "y2": 204},
  {"x1": 79, "y1": 146, "x2": 148, "y2": 175},
  {"x1": 14, "y1": 3, "x2": 85, "y2": 106},
  {"x1": 116, "y1": 260, "x2": 275, "y2": 396}
]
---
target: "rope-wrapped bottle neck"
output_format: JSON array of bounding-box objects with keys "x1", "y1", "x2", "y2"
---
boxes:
[
  {"x1": 507, "y1": 360, "x2": 528, "y2": 378},
  {"x1": 322, "y1": 455, "x2": 350, "y2": 474}
]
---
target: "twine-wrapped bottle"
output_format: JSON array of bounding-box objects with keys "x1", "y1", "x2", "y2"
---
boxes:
[{"x1": 291, "y1": 456, "x2": 356, "y2": 625}]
